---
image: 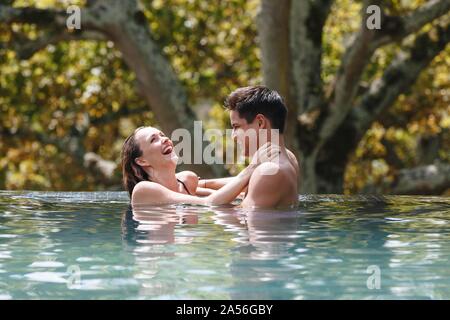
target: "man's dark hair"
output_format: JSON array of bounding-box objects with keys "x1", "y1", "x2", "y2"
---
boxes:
[{"x1": 224, "y1": 86, "x2": 287, "y2": 133}]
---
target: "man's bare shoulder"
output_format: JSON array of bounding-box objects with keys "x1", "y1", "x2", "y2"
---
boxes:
[
  {"x1": 243, "y1": 153, "x2": 299, "y2": 208},
  {"x1": 240, "y1": 163, "x2": 285, "y2": 208},
  {"x1": 249, "y1": 163, "x2": 285, "y2": 187},
  {"x1": 248, "y1": 159, "x2": 297, "y2": 193},
  {"x1": 286, "y1": 149, "x2": 300, "y2": 175}
]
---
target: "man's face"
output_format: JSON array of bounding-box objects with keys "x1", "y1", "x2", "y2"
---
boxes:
[{"x1": 230, "y1": 110, "x2": 261, "y2": 157}]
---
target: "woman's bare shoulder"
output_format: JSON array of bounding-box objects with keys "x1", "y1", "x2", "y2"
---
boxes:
[
  {"x1": 133, "y1": 180, "x2": 161, "y2": 192},
  {"x1": 132, "y1": 181, "x2": 166, "y2": 203},
  {"x1": 176, "y1": 170, "x2": 198, "y2": 180},
  {"x1": 176, "y1": 170, "x2": 199, "y2": 194}
]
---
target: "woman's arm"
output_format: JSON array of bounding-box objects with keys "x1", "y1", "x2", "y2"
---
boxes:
[
  {"x1": 195, "y1": 187, "x2": 215, "y2": 197},
  {"x1": 203, "y1": 164, "x2": 255, "y2": 205},
  {"x1": 131, "y1": 165, "x2": 255, "y2": 207},
  {"x1": 198, "y1": 178, "x2": 248, "y2": 198},
  {"x1": 198, "y1": 177, "x2": 234, "y2": 190},
  {"x1": 200, "y1": 143, "x2": 280, "y2": 205},
  {"x1": 131, "y1": 143, "x2": 279, "y2": 207}
]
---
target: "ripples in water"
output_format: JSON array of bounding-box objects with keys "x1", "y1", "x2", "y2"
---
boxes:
[{"x1": 0, "y1": 191, "x2": 449, "y2": 299}]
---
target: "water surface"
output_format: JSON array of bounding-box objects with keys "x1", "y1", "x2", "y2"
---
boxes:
[{"x1": 0, "y1": 191, "x2": 449, "y2": 299}]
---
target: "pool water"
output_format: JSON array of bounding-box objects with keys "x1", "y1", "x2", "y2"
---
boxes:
[{"x1": 0, "y1": 191, "x2": 449, "y2": 299}]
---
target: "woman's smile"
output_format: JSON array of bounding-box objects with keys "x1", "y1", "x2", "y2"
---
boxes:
[{"x1": 162, "y1": 144, "x2": 173, "y2": 155}]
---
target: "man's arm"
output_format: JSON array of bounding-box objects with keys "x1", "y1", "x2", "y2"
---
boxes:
[{"x1": 240, "y1": 163, "x2": 283, "y2": 209}]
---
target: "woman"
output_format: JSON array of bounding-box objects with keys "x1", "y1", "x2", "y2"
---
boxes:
[{"x1": 121, "y1": 126, "x2": 278, "y2": 207}]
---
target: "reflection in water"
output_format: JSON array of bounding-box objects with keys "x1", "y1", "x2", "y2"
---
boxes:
[
  {"x1": 123, "y1": 205, "x2": 211, "y2": 298},
  {"x1": 214, "y1": 208, "x2": 305, "y2": 299},
  {"x1": 123, "y1": 203, "x2": 396, "y2": 299},
  {"x1": 123, "y1": 206, "x2": 199, "y2": 245},
  {"x1": 0, "y1": 191, "x2": 449, "y2": 299}
]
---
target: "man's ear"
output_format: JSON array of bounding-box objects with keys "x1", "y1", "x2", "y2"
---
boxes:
[{"x1": 255, "y1": 114, "x2": 268, "y2": 129}]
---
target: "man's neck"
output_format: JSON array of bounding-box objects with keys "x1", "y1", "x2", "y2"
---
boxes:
[
  {"x1": 271, "y1": 134, "x2": 286, "y2": 148},
  {"x1": 247, "y1": 134, "x2": 288, "y2": 159},
  {"x1": 262, "y1": 134, "x2": 287, "y2": 153}
]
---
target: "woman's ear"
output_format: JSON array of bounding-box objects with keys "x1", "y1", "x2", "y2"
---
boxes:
[
  {"x1": 135, "y1": 157, "x2": 147, "y2": 167},
  {"x1": 133, "y1": 158, "x2": 153, "y2": 179}
]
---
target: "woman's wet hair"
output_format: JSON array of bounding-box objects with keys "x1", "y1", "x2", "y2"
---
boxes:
[
  {"x1": 121, "y1": 126, "x2": 149, "y2": 196},
  {"x1": 121, "y1": 206, "x2": 139, "y2": 244}
]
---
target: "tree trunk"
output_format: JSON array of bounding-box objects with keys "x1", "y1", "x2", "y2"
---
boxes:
[
  {"x1": 0, "y1": 0, "x2": 226, "y2": 178},
  {"x1": 258, "y1": 0, "x2": 450, "y2": 194},
  {"x1": 86, "y1": 1, "x2": 225, "y2": 178},
  {"x1": 363, "y1": 162, "x2": 450, "y2": 195},
  {"x1": 2, "y1": 0, "x2": 450, "y2": 191}
]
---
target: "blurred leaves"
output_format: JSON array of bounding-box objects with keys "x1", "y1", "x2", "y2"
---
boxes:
[{"x1": 0, "y1": 0, "x2": 448, "y2": 194}]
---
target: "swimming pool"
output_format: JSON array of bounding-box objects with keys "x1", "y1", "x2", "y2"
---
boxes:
[{"x1": 0, "y1": 191, "x2": 449, "y2": 299}]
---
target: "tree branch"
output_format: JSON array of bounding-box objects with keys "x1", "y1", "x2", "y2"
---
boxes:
[
  {"x1": 284, "y1": 0, "x2": 333, "y2": 163},
  {"x1": 83, "y1": 152, "x2": 117, "y2": 179},
  {"x1": 1, "y1": 1, "x2": 226, "y2": 178},
  {"x1": 0, "y1": 3, "x2": 109, "y2": 59},
  {"x1": 90, "y1": 106, "x2": 150, "y2": 126},
  {"x1": 392, "y1": 161, "x2": 450, "y2": 195},
  {"x1": 1, "y1": 29, "x2": 105, "y2": 60},
  {"x1": 0, "y1": 5, "x2": 66, "y2": 26},
  {"x1": 312, "y1": 22, "x2": 450, "y2": 193},
  {"x1": 322, "y1": 0, "x2": 450, "y2": 143},
  {"x1": 372, "y1": 0, "x2": 450, "y2": 48},
  {"x1": 364, "y1": 161, "x2": 450, "y2": 195},
  {"x1": 352, "y1": 23, "x2": 450, "y2": 136},
  {"x1": 1, "y1": 126, "x2": 117, "y2": 180},
  {"x1": 322, "y1": 1, "x2": 381, "y2": 142},
  {"x1": 0, "y1": 4, "x2": 101, "y2": 29}
]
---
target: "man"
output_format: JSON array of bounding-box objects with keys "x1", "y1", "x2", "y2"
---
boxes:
[{"x1": 199, "y1": 86, "x2": 299, "y2": 208}]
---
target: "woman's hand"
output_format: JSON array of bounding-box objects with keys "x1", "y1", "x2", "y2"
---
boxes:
[
  {"x1": 204, "y1": 143, "x2": 280, "y2": 206},
  {"x1": 241, "y1": 142, "x2": 281, "y2": 176},
  {"x1": 131, "y1": 143, "x2": 281, "y2": 207}
]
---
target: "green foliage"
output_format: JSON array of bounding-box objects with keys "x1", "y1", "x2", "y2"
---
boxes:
[
  {"x1": 345, "y1": 46, "x2": 450, "y2": 194},
  {"x1": 141, "y1": 0, "x2": 261, "y2": 102},
  {"x1": 0, "y1": 0, "x2": 448, "y2": 194}
]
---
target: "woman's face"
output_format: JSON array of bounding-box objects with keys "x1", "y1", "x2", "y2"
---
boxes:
[{"x1": 134, "y1": 127, "x2": 178, "y2": 169}]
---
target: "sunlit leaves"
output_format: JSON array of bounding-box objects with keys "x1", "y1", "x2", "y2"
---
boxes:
[{"x1": 0, "y1": 0, "x2": 448, "y2": 193}]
